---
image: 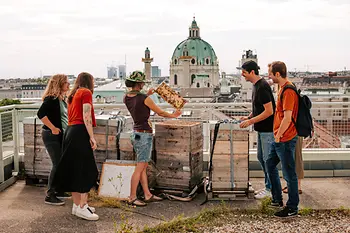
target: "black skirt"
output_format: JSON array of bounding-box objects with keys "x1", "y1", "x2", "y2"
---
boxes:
[{"x1": 52, "y1": 124, "x2": 98, "y2": 193}]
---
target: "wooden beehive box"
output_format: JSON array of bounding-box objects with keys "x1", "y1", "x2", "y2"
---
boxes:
[
  {"x1": 23, "y1": 118, "x2": 51, "y2": 179},
  {"x1": 23, "y1": 116, "x2": 126, "y2": 181},
  {"x1": 210, "y1": 122, "x2": 249, "y2": 191},
  {"x1": 154, "y1": 120, "x2": 203, "y2": 191}
]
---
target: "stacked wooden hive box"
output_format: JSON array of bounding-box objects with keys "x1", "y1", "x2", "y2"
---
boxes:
[
  {"x1": 23, "y1": 116, "x2": 131, "y2": 182},
  {"x1": 154, "y1": 120, "x2": 203, "y2": 191},
  {"x1": 210, "y1": 121, "x2": 250, "y2": 192}
]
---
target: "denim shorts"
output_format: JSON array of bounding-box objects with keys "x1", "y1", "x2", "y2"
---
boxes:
[{"x1": 130, "y1": 132, "x2": 153, "y2": 163}]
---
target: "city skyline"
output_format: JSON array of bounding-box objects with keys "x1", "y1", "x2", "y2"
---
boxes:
[{"x1": 1, "y1": 0, "x2": 349, "y2": 78}]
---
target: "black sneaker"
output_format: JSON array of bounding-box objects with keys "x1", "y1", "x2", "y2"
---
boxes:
[
  {"x1": 274, "y1": 206, "x2": 298, "y2": 218},
  {"x1": 45, "y1": 195, "x2": 65, "y2": 206},
  {"x1": 269, "y1": 201, "x2": 283, "y2": 208},
  {"x1": 56, "y1": 192, "x2": 72, "y2": 200}
]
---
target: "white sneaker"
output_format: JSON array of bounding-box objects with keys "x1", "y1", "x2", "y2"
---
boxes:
[
  {"x1": 72, "y1": 203, "x2": 95, "y2": 215},
  {"x1": 254, "y1": 188, "x2": 265, "y2": 195},
  {"x1": 75, "y1": 204, "x2": 99, "y2": 221},
  {"x1": 254, "y1": 189, "x2": 272, "y2": 200}
]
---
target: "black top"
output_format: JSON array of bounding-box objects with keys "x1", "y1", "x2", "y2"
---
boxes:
[
  {"x1": 124, "y1": 93, "x2": 152, "y2": 131},
  {"x1": 37, "y1": 96, "x2": 63, "y2": 131},
  {"x1": 251, "y1": 79, "x2": 275, "y2": 132}
]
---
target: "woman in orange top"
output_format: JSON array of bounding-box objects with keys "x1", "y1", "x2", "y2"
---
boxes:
[{"x1": 52, "y1": 72, "x2": 99, "y2": 221}]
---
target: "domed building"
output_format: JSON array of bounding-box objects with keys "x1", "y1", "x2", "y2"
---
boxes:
[{"x1": 169, "y1": 17, "x2": 220, "y2": 88}]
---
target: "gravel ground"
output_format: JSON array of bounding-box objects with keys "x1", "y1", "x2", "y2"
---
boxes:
[{"x1": 202, "y1": 215, "x2": 350, "y2": 233}]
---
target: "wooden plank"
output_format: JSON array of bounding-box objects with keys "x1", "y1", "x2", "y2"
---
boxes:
[
  {"x1": 95, "y1": 134, "x2": 116, "y2": 150},
  {"x1": 156, "y1": 120, "x2": 202, "y2": 128},
  {"x1": 93, "y1": 126, "x2": 118, "y2": 135},
  {"x1": 94, "y1": 150, "x2": 118, "y2": 164},
  {"x1": 120, "y1": 151, "x2": 135, "y2": 160},
  {"x1": 212, "y1": 181, "x2": 248, "y2": 190},
  {"x1": 210, "y1": 129, "x2": 249, "y2": 141},
  {"x1": 156, "y1": 179, "x2": 190, "y2": 189},
  {"x1": 156, "y1": 159, "x2": 189, "y2": 171},
  {"x1": 212, "y1": 167, "x2": 248, "y2": 182},
  {"x1": 23, "y1": 124, "x2": 43, "y2": 135},
  {"x1": 158, "y1": 170, "x2": 191, "y2": 180},
  {"x1": 213, "y1": 141, "x2": 248, "y2": 155},
  {"x1": 155, "y1": 125, "x2": 202, "y2": 139},
  {"x1": 155, "y1": 137, "x2": 203, "y2": 152},
  {"x1": 119, "y1": 138, "x2": 133, "y2": 151},
  {"x1": 23, "y1": 134, "x2": 45, "y2": 147},
  {"x1": 212, "y1": 154, "x2": 249, "y2": 168},
  {"x1": 156, "y1": 148, "x2": 202, "y2": 160}
]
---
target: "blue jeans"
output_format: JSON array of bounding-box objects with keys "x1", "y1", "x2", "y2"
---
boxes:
[
  {"x1": 131, "y1": 132, "x2": 153, "y2": 163},
  {"x1": 257, "y1": 132, "x2": 274, "y2": 191},
  {"x1": 266, "y1": 136, "x2": 299, "y2": 211}
]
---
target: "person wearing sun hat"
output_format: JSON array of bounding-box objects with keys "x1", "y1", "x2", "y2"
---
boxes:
[{"x1": 123, "y1": 71, "x2": 182, "y2": 207}]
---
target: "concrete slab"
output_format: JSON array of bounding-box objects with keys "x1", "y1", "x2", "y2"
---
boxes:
[{"x1": 0, "y1": 178, "x2": 349, "y2": 233}]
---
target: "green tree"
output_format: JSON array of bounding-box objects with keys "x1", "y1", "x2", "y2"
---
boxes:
[{"x1": 0, "y1": 98, "x2": 21, "y2": 107}]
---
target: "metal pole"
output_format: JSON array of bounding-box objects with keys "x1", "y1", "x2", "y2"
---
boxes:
[
  {"x1": 0, "y1": 114, "x2": 4, "y2": 183},
  {"x1": 12, "y1": 109, "x2": 19, "y2": 173}
]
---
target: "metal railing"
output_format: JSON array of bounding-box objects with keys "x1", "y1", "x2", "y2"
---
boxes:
[{"x1": 0, "y1": 102, "x2": 349, "y2": 183}]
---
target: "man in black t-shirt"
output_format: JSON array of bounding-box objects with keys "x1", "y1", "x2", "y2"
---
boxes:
[{"x1": 239, "y1": 61, "x2": 276, "y2": 199}]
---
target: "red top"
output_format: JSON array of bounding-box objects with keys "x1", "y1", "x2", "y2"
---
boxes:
[{"x1": 68, "y1": 88, "x2": 96, "y2": 127}]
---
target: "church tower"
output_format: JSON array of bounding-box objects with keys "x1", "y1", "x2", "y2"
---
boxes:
[{"x1": 142, "y1": 47, "x2": 153, "y2": 80}]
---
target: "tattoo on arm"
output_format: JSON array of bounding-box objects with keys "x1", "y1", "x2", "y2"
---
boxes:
[{"x1": 83, "y1": 105, "x2": 92, "y2": 125}]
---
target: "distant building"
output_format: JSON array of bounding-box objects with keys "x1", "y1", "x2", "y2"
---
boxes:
[
  {"x1": 169, "y1": 17, "x2": 219, "y2": 88},
  {"x1": 238, "y1": 49, "x2": 258, "y2": 101},
  {"x1": 0, "y1": 88, "x2": 22, "y2": 99},
  {"x1": 107, "y1": 66, "x2": 118, "y2": 79},
  {"x1": 151, "y1": 66, "x2": 162, "y2": 77},
  {"x1": 21, "y1": 84, "x2": 46, "y2": 99},
  {"x1": 118, "y1": 65, "x2": 126, "y2": 79}
]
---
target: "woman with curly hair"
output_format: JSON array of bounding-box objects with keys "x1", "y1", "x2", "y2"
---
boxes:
[
  {"x1": 37, "y1": 74, "x2": 71, "y2": 206},
  {"x1": 52, "y1": 72, "x2": 99, "y2": 221}
]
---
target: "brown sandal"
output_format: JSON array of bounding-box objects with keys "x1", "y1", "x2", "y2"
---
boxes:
[
  {"x1": 127, "y1": 198, "x2": 147, "y2": 207},
  {"x1": 144, "y1": 195, "x2": 163, "y2": 203}
]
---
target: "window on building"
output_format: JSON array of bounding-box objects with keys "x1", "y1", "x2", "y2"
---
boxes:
[
  {"x1": 333, "y1": 109, "x2": 342, "y2": 117},
  {"x1": 207, "y1": 83, "x2": 210, "y2": 87},
  {"x1": 174, "y1": 74, "x2": 178, "y2": 85},
  {"x1": 196, "y1": 83, "x2": 200, "y2": 88},
  {"x1": 174, "y1": 59, "x2": 177, "y2": 65},
  {"x1": 191, "y1": 58, "x2": 195, "y2": 65},
  {"x1": 191, "y1": 74, "x2": 196, "y2": 84},
  {"x1": 206, "y1": 58, "x2": 209, "y2": 65}
]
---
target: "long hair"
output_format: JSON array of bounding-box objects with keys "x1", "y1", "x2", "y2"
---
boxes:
[
  {"x1": 68, "y1": 72, "x2": 94, "y2": 104},
  {"x1": 42, "y1": 74, "x2": 68, "y2": 100}
]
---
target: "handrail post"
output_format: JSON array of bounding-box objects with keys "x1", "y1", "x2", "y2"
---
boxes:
[
  {"x1": 12, "y1": 108, "x2": 19, "y2": 173},
  {"x1": 0, "y1": 114, "x2": 4, "y2": 183}
]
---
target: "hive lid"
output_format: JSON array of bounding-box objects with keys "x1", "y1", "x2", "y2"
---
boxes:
[{"x1": 157, "y1": 120, "x2": 201, "y2": 127}]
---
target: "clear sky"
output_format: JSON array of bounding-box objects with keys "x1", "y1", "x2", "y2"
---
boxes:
[{"x1": 1, "y1": 0, "x2": 349, "y2": 78}]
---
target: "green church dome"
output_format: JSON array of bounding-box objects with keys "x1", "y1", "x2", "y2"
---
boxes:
[{"x1": 171, "y1": 17, "x2": 217, "y2": 66}]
